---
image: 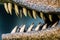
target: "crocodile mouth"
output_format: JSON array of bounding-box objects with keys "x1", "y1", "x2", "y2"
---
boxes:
[
  {"x1": 1, "y1": 0, "x2": 60, "y2": 40},
  {"x1": 3, "y1": 2, "x2": 60, "y2": 27}
]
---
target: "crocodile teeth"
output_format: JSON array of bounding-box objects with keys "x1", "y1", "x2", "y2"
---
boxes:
[
  {"x1": 23, "y1": 7, "x2": 27, "y2": 17},
  {"x1": 32, "y1": 10, "x2": 37, "y2": 19},
  {"x1": 35, "y1": 23, "x2": 41, "y2": 31},
  {"x1": 4, "y1": 3, "x2": 9, "y2": 13},
  {"x1": 20, "y1": 10, "x2": 22, "y2": 18},
  {"x1": 8, "y1": 3, "x2": 12, "y2": 15},
  {"x1": 14, "y1": 4, "x2": 19, "y2": 16},
  {"x1": 51, "y1": 22, "x2": 58, "y2": 28},
  {"x1": 49, "y1": 14, "x2": 52, "y2": 22},
  {"x1": 19, "y1": 24, "x2": 26, "y2": 32},
  {"x1": 11, "y1": 26, "x2": 18, "y2": 33},
  {"x1": 42, "y1": 24, "x2": 47, "y2": 30},
  {"x1": 27, "y1": 23, "x2": 34, "y2": 32},
  {"x1": 16, "y1": 25, "x2": 23, "y2": 32},
  {"x1": 28, "y1": 10, "x2": 32, "y2": 18},
  {"x1": 40, "y1": 12, "x2": 45, "y2": 20}
]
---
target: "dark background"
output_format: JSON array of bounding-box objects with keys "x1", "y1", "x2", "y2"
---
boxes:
[{"x1": 0, "y1": 4, "x2": 44, "y2": 40}]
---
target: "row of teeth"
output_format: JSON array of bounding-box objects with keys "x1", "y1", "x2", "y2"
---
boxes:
[
  {"x1": 11, "y1": 22, "x2": 58, "y2": 33},
  {"x1": 4, "y1": 3, "x2": 53, "y2": 22},
  {"x1": 3, "y1": 3, "x2": 59, "y2": 31}
]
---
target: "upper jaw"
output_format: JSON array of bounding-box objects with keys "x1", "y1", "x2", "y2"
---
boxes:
[
  {"x1": 12, "y1": 0, "x2": 60, "y2": 13},
  {"x1": 0, "y1": 0, "x2": 60, "y2": 13},
  {"x1": 1, "y1": 0, "x2": 60, "y2": 24}
]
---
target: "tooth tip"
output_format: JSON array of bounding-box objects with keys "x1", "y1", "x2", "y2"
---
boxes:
[
  {"x1": 19, "y1": 25, "x2": 26, "y2": 32},
  {"x1": 8, "y1": 3, "x2": 12, "y2": 15},
  {"x1": 52, "y1": 22, "x2": 58, "y2": 27},
  {"x1": 14, "y1": 4, "x2": 19, "y2": 16},
  {"x1": 40, "y1": 12, "x2": 45, "y2": 20},
  {"x1": 28, "y1": 10, "x2": 32, "y2": 18},
  {"x1": 35, "y1": 23, "x2": 41, "y2": 31},
  {"x1": 32, "y1": 10, "x2": 37, "y2": 19},
  {"x1": 23, "y1": 7, "x2": 27, "y2": 17},
  {"x1": 4, "y1": 3, "x2": 9, "y2": 14},
  {"x1": 42, "y1": 24, "x2": 47, "y2": 30},
  {"x1": 27, "y1": 23, "x2": 34, "y2": 32},
  {"x1": 49, "y1": 15, "x2": 52, "y2": 22},
  {"x1": 11, "y1": 26, "x2": 18, "y2": 33}
]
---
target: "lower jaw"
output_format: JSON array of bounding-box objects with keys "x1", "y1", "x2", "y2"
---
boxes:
[
  {"x1": 1, "y1": 14, "x2": 60, "y2": 40},
  {"x1": 2, "y1": 25, "x2": 60, "y2": 40}
]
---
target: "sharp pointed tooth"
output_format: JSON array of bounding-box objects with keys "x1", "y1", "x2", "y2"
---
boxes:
[
  {"x1": 4, "y1": 3, "x2": 9, "y2": 13},
  {"x1": 17, "y1": 25, "x2": 23, "y2": 32},
  {"x1": 14, "y1": 4, "x2": 19, "y2": 16},
  {"x1": 27, "y1": 23, "x2": 34, "y2": 32},
  {"x1": 42, "y1": 24, "x2": 47, "y2": 30},
  {"x1": 23, "y1": 7, "x2": 27, "y2": 17},
  {"x1": 40, "y1": 12, "x2": 45, "y2": 20},
  {"x1": 20, "y1": 10, "x2": 22, "y2": 18},
  {"x1": 32, "y1": 10, "x2": 37, "y2": 19},
  {"x1": 28, "y1": 10, "x2": 32, "y2": 18},
  {"x1": 35, "y1": 23, "x2": 41, "y2": 31},
  {"x1": 49, "y1": 14, "x2": 52, "y2": 22},
  {"x1": 51, "y1": 22, "x2": 58, "y2": 27},
  {"x1": 8, "y1": 3, "x2": 12, "y2": 15},
  {"x1": 19, "y1": 24, "x2": 26, "y2": 32},
  {"x1": 11, "y1": 26, "x2": 18, "y2": 33}
]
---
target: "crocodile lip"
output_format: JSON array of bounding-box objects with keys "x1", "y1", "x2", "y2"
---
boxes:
[{"x1": 13, "y1": 0, "x2": 60, "y2": 13}]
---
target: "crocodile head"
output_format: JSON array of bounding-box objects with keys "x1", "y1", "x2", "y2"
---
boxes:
[{"x1": 1, "y1": 0, "x2": 60, "y2": 40}]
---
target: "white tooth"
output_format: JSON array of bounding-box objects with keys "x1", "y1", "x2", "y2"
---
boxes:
[
  {"x1": 14, "y1": 4, "x2": 19, "y2": 16},
  {"x1": 51, "y1": 22, "x2": 58, "y2": 27},
  {"x1": 42, "y1": 24, "x2": 47, "y2": 30},
  {"x1": 32, "y1": 10, "x2": 37, "y2": 19},
  {"x1": 28, "y1": 10, "x2": 32, "y2": 18},
  {"x1": 20, "y1": 10, "x2": 22, "y2": 18},
  {"x1": 8, "y1": 3, "x2": 12, "y2": 15},
  {"x1": 27, "y1": 23, "x2": 34, "y2": 32},
  {"x1": 17, "y1": 25, "x2": 23, "y2": 32},
  {"x1": 40, "y1": 12, "x2": 45, "y2": 20},
  {"x1": 11, "y1": 26, "x2": 18, "y2": 33},
  {"x1": 4, "y1": 3, "x2": 9, "y2": 13},
  {"x1": 35, "y1": 23, "x2": 41, "y2": 31},
  {"x1": 19, "y1": 24, "x2": 25, "y2": 32},
  {"x1": 23, "y1": 7, "x2": 27, "y2": 17},
  {"x1": 49, "y1": 14, "x2": 52, "y2": 22}
]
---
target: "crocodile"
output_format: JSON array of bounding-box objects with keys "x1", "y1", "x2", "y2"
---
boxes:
[{"x1": 1, "y1": 0, "x2": 60, "y2": 40}]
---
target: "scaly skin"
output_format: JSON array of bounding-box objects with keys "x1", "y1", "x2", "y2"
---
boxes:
[
  {"x1": 0, "y1": 0, "x2": 60, "y2": 13},
  {"x1": 2, "y1": 26, "x2": 60, "y2": 40},
  {"x1": 12, "y1": 0, "x2": 60, "y2": 13},
  {"x1": 1, "y1": 0, "x2": 60, "y2": 40},
  {"x1": 0, "y1": 0, "x2": 60, "y2": 17}
]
